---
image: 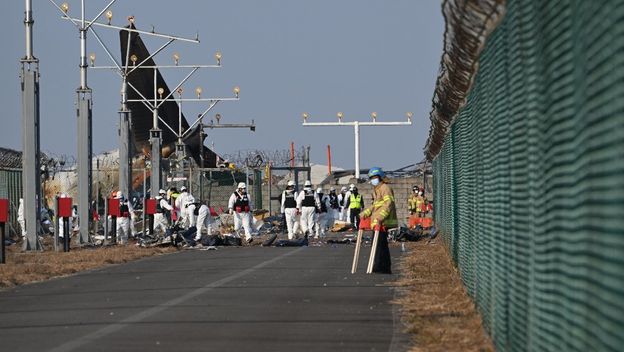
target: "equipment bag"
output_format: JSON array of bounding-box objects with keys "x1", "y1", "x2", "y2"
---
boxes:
[
  {"x1": 202, "y1": 235, "x2": 224, "y2": 247},
  {"x1": 223, "y1": 236, "x2": 243, "y2": 246}
]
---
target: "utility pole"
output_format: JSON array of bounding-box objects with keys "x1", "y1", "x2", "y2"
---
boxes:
[
  {"x1": 21, "y1": 0, "x2": 42, "y2": 250},
  {"x1": 71, "y1": 9, "x2": 201, "y2": 200},
  {"x1": 50, "y1": 0, "x2": 123, "y2": 245},
  {"x1": 49, "y1": 2, "x2": 215, "y2": 242},
  {"x1": 302, "y1": 112, "x2": 413, "y2": 179},
  {"x1": 85, "y1": 17, "x2": 246, "y2": 203}
]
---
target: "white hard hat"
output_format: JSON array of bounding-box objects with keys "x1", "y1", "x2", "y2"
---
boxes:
[
  {"x1": 304, "y1": 180, "x2": 312, "y2": 187},
  {"x1": 115, "y1": 191, "x2": 123, "y2": 199},
  {"x1": 158, "y1": 189, "x2": 166, "y2": 195},
  {"x1": 349, "y1": 184, "x2": 355, "y2": 191},
  {"x1": 237, "y1": 182, "x2": 247, "y2": 189},
  {"x1": 330, "y1": 187, "x2": 336, "y2": 191},
  {"x1": 341, "y1": 186, "x2": 347, "y2": 192},
  {"x1": 180, "y1": 186, "x2": 187, "y2": 192},
  {"x1": 60, "y1": 193, "x2": 67, "y2": 198},
  {"x1": 316, "y1": 187, "x2": 323, "y2": 194},
  {"x1": 287, "y1": 180, "x2": 296, "y2": 187}
]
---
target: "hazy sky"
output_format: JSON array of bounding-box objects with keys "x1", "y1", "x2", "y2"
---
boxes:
[{"x1": 1, "y1": 1, "x2": 443, "y2": 170}]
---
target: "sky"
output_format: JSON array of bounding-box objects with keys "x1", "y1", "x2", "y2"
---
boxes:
[{"x1": 1, "y1": 1, "x2": 444, "y2": 171}]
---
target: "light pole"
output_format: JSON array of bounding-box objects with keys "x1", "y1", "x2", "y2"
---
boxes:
[
  {"x1": 302, "y1": 112, "x2": 413, "y2": 179},
  {"x1": 78, "y1": 11, "x2": 200, "y2": 204},
  {"x1": 50, "y1": 2, "x2": 207, "y2": 243},
  {"x1": 21, "y1": 0, "x2": 42, "y2": 250},
  {"x1": 49, "y1": 0, "x2": 123, "y2": 245}
]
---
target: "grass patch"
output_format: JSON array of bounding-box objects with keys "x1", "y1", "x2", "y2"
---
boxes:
[
  {"x1": 0, "y1": 240, "x2": 176, "y2": 288},
  {"x1": 394, "y1": 238, "x2": 494, "y2": 352}
]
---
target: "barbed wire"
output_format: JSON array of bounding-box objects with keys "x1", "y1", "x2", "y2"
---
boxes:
[{"x1": 221, "y1": 149, "x2": 306, "y2": 168}]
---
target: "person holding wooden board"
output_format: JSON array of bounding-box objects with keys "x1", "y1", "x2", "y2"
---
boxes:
[{"x1": 360, "y1": 167, "x2": 396, "y2": 274}]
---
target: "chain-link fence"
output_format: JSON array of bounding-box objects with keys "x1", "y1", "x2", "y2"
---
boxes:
[{"x1": 429, "y1": 0, "x2": 624, "y2": 351}]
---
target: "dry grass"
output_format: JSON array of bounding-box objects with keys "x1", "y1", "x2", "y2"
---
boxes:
[
  {"x1": 0, "y1": 240, "x2": 176, "y2": 288},
  {"x1": 394, "y1": 238, "x2": 494, "y2": 352}
]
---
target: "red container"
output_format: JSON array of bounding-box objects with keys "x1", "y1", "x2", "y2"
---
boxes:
[
  {"x1": 145, "y1": 198, "x2": 157, "y2": 215},
  {"x1": 0, "y1": 199, "x2": 8, "y2": 223},
  {"x1": 421, "y1": 217, "x2": 433, "y2": 228},
  {"x1": 108, "y1": 198, "x2": 120, "y2": 217},
  {"x1": 408, "y1": 215, "x2": 420, "y2": 229},
  {"x1": 57, "y1": 197, "x2": 73, "y2": 218},
  {"x1": 409, "y1": 216, "x2": 433, "y2": 229},
  {"x1": 359, "y1": 217, "x2": 371, "y2": 230}
]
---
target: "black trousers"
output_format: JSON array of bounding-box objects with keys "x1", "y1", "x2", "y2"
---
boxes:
[
  {"x1": 372, "y1": 230, "x2": 392, "y2": 274},
  {"x1": 350, "y1": 208, "x2": 361, "y2": 229}
]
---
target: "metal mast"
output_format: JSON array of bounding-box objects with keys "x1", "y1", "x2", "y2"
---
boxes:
[
  {"x1": 21, "y1": 0, "x2": 42, "y2": 250},
  {"x1": 49, "y1": 1, "x2": 204, "y2": 239},
  {"x1": 86, "y1": 15, "x2": 201, "y2": 198}
]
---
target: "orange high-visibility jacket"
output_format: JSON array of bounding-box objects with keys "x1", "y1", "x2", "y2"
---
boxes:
[{"x1": 361, "y1": 182, "x2": 398, "y2": 228}]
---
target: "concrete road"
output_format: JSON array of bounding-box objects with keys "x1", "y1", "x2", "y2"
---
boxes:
[{"x1": 0, "y1": 241, "x2": 407, "y2": 352}]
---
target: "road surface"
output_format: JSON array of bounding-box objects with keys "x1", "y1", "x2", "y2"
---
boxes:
[{"x1": 0, "y1": 241, "x2": 408, "y2": 351}]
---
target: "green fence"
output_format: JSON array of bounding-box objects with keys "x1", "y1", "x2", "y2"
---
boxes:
[
  {"x1": 432, "y1": 0, "x2": 624, "y2": 351},
  {"x1": 0, "y1": 169, "x2": 23, "y2": 237}
]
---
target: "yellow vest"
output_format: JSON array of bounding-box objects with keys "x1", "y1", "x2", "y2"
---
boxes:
[{"x1": 349, "y1": 194, "x2": 362, "y2": 209}]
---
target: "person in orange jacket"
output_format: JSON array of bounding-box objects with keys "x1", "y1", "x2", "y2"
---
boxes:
[
  {"x1": 360, "y1": 167, "x2": 396, "y2": 274},
  {"x1": 408, "y1": 185, "x2": 420, "y2": 215}
]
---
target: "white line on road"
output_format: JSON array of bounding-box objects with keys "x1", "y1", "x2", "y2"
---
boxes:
[{"x1": 47, "y1": 247, "x2": 305, "y2": 352}]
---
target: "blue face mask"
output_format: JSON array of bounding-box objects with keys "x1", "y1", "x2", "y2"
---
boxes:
[{"x1": 371, "y1": 178, "x2": 380, "y2": 186}]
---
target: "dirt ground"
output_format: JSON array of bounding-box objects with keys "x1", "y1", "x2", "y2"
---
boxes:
[
  {"x1": 394, "y1": 237, "x2": 494, "y2": 352},
  {"x1": 0, "y1": 239, "x2": 176, "y2": 288}
]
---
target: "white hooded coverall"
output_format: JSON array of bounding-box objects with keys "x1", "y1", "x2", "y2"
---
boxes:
[
  {"x1": 315, "y1": 193, "x2": 331, "y2": 238},
  {"x1": 115, "y1": 199, "x2": 133, "y2": 244},
  {"x1": 281, "y1": 190, "x2": 300, "y2": 240},
  {"x1": 194, "y1": 204, "x2": 214, "y2": 241},
  {"x1": 154, "y1": 197, "x2": 173, "y2": 235},
  {"x1": 228, "y1": 191, "x2": 253, "y2": 240},
  {"x1": 17, "y1": 199, "x2": 26, "y2": 239},
  {"x1": 296, "y1": 188, "x2": 319, "y2": 236},
  {"x1": 338, "y1": 192, "x2": 349, "y2": 222},
  {"x1": 175, "y1": 191, "x2": 192, "y2": 228}
]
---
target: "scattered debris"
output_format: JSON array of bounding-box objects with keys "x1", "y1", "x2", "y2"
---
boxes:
[{"x1": 331, "y1": 220, "x2": 353, "y2": 232}]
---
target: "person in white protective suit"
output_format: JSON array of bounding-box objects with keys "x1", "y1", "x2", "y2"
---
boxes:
[
  {"x1": 114, "y1": 191, "x2": 133, "y2": 245},
  {"x1": 327, "y1": 187, "x2": 339, "y2": 228},
  {"x1": 193, "y1": 202, "x2": 214, "y2": 241},
  {"x1": 175, "y1": 186, "x2": 191, "y2": 228},
  {"x1": 183, "y1": 194, "x2": 196, "y2": 229},
  {"x1": 17, "y1": 198, "x2": 26, "y2": 239},
  {"x1": 154, "y1": 189, "x2": 173, "y2": 236},
  {"x1": 280, "y1": 180, "x2": 300, "y2": 240},
  {"x1": 337, "y1": 186, "x2": 348, "y2": 221},
  {"x1": 129, "y1": 196, "x2": 138, "y2": 239},
  {"x1": 228, "y1": 182, "x2": 254, "y2": 243},
  {"x1": 296, "y1": 180, "x2": 319, "y2": 238},
  {"x1": 342, "y1": 184, "x2": 356, "y2": 223},
  {"x1": 314, "y1": 187, "x2": 331, "y2": 239}
]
